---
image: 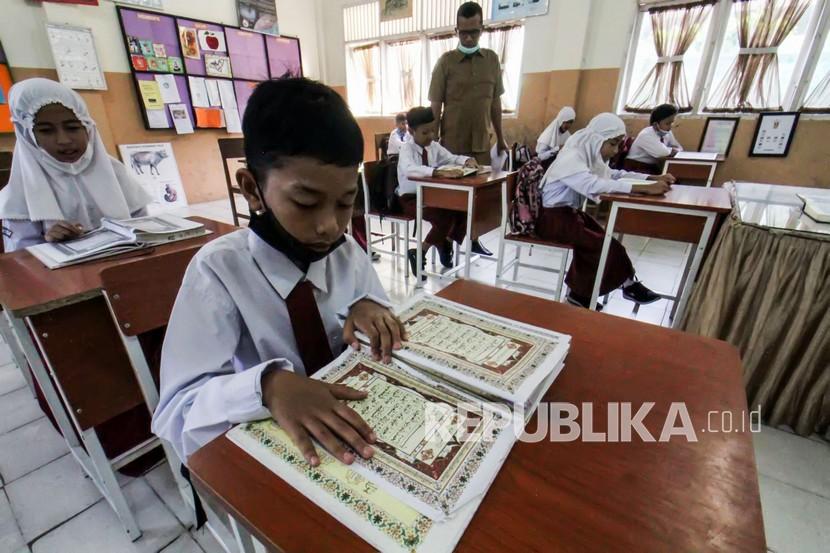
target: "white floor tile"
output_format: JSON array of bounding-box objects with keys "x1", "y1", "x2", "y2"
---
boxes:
[
  {"x1": 30, "y1": 478, "x2": 184, "y2": 553},
  {"x1": 190, "y1": 524, "x2": 229, "y2": 553},
  {"x1": 6, "y1": 454, "x2": 101, "y2": 542},
  {"x1": 145, "y1": 463, "x2": 193, "y2": 528},
  {"x1": 0, "y1": 418, "x2": 68, "y2": 484},
  {"x1": 0, "y1": 389, "x2": 43, "y2": 436},
  {"x1": 759, "y1": 475, "x2": 830, "y2": 553},
  {"x1": 630, "y1": 259, "x2": 681, "y2": 296},
  {"x1": 753, "y1": 426, "x2": 830, "y2": 500},
  {"x1": 0, "y1": 346, "x2": 12, "y2": 368},
  {"x1": 0, "y1": 363, "x2": 26, "y2": 397},
  {"x1": 160, "y1": 533, "x2": 203, "y2": 553},
  {"x1": 0, "y1": 491, "x2": 25, "y2": 552}
]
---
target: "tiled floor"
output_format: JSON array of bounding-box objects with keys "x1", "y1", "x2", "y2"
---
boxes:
[{"x1": 0, "y1": 199, "x2": 827, "y2": 552}]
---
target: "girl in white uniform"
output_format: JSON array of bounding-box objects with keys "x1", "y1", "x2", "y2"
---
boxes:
[
  {"x1": 0, "y1": 78, "x2": 151, "y2": 251},
  {"x1": 536, "y1": 106, "x2": 576, "y2": 162},
  {"x1": 625, "y1": 103, "x2": 683, "y2": 174}
]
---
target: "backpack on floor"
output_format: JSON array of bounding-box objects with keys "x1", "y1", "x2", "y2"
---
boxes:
[{"x1": 509, "y1": 158, "x2": 546, "y2": 236}]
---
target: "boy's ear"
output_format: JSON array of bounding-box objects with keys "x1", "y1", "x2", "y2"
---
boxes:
[{"x1": 236, "y1": 168, "x2": 264, "y2": 213}]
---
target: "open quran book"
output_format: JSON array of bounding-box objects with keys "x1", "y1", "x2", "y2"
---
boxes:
[{"x1": 228, "y1": 296, "x2": 570, "y2": 552}]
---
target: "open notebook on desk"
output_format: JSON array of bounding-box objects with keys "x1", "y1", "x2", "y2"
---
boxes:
[
  {"x1": 27, "y1": 214, "x2": 208, "y2": 269},
  {"x1": 228, "y1": 295, "x2": 571, "y2": 552},
  {"x1": 436, "y1": 165, "x2": 492, "y2": 178},
  {"x1": 673, "y1": 151, "x2": 719, "y2": 161}
]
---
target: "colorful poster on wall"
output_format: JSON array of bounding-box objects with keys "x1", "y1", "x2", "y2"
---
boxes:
[
  {"x1": 238, "y1": 0, "x2": 279, "y2": 36},
  {"x1": 491, "y1": 0, "x2": 549, "y2": 21},
  {"x1": 265, "y1": 35, "x2": 302, "y2": 79},
  {"x1": 379, "y1": 0, "x2": 413, "y2": 22},
  {"x1": 46, "y1": 24, "x2": 107, "y2": 90},
  {"x1": 118, "y1": 143, "x2": 189, "y2": 212}
]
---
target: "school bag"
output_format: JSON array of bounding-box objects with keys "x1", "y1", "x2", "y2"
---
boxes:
[
  {"x1": 367, "y1": 157, "x2": 400, "y2": 214},
  {"x1": 509, "y1": 157, "x2": 546, "y2": 236},
  {"x1": 609, "y1": 136, "x2": 634, "y2": 170}
]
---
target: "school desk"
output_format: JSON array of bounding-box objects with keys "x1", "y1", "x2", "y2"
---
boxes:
[
  {"x1": 410, "y1": 169, "x2": 515, "y2": 285},
  {"x1": 0, "y1": 217, "x2": 237, "y2": 541},
  {"x1": 593, "y1": 185, "x2": 732, "y2": 325},
  {"x1": 187, "y1": 280, "x2": 766, "y2": 553},
  {"x1": 681, "y1": 182, "x2": 830, "y2": 438},
  {"x1": 662, "y1": 153, "x2": 727, "y2": 187}
]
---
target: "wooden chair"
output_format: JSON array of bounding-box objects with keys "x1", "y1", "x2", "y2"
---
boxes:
[
  {"x1": 361, "y1": 160, "x2": 414, "y2": 279},
  {"x1": 495, "y1": 172, "x2": 572, "y2": 300},
  {"x1": 99, "y1": 244, "x2": 236, "y2": 551},
  {"x1": 217, "y1": 138, "x2": 248, "y2": 227},
  {"x1": 374, "y1": 133, "x2": 389, "y2": 161}
]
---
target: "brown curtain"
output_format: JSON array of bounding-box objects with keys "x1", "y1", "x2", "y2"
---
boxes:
[
  {"x1": 353, "y1": 43, "x2": 380, "y2": 112},
  {"x1": 802, "y1": 68, "x2": 830, "y2": 113},
  {"x1": 391, "y1": 39, "x2": 420, "y2": 110},
  {"x1": 706, "y1": 0, "x2": 811, "y2": 112},
  {"x1": 680, "y1": 218, "x2": 830, "y2": 437},
  {"x1": 625, "y1": 0, "x2": 716, "y2": 113}
]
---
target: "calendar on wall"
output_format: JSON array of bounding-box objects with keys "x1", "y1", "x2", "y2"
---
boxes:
[{"x1": 46, "y1": 24, "x2": 107, "y2": 91}]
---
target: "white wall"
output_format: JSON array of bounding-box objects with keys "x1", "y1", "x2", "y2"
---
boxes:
[
  {"x1": 317, "y1": 0, "x2": 640, "y2": 88},
  {"x1": 0, "y1": 0, "x2": 322, "y2": 79}
]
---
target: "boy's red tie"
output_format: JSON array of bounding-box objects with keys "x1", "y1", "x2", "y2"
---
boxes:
[
  {"x1": 421, "y1": 147, "x2": 429, "y2": 166},
  {"x1": 285, "y1": 280, "x2": 334, "y2": 376}
]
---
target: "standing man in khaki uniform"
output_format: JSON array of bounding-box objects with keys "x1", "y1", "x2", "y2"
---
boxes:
[{"x1": 428, "y1": 2, "x2": 506, "y2": 257}]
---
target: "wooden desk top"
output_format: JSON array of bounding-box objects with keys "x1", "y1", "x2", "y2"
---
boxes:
[
  {"x1": 0, "y1": 217, "x2": 238, "y2": 317},
  {"x1": 601, "y1": 184, "x2": 732, "y2": 213},
  {"x1": 411, "y1": 169, "x2": 514, "y2": 188},
  {"x1": 188, "y1": 280, "x2": 765, "y2": 553}
]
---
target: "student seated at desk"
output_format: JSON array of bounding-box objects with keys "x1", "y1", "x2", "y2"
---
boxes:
[
  {"x1": 0, "y1": 78, "x2": 151, "y2": 252},
  {"x1": 625, "y1": 103, "x2": 684, "y2": 174},
  {"x1": 538, "y1": 113, "x2": 674, "y2": 310},
  {"x1": 536, "y1": 106, "x2": 576, "y2": 162},
  {"x1": 386, "y1": 113, "x2": 411, "y2": 156},
  {"x1": 152, "y1": 78, "x2": 406, "y2": 466},
  {"x1": 397, "y1": 106, "x2": 491, "y2": 278}
]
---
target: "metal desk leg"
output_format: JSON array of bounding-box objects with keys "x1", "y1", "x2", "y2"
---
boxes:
[
  {"x1": 669, "y1": 244, "x2": 695, "y2": 322},
  {"x1": 416, "y1": 185, "x2": 424, "y2": 288},
  {"x1": 231, "y1": 516, "x2": 259, "y2": 553},
  {"x1": 0, "y1": 310, "x2": 36, "y2": 398},
  {"x1": 672, "y1": 212, "x2": 716, "y2": 328},
  {"x1": 464, "y1": 187, "x2": 474, "y2": 279},
  {"x1": 590, "y1": 203, "x2": 619, "y2": 311}
]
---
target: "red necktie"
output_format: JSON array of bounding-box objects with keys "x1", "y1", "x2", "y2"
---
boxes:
[
  {"x1": 285, "y1": 280, "x2": 334, "y2": 376},
  {"x1": 421, "y1": 147, "x2": 429, "y2": 166}
]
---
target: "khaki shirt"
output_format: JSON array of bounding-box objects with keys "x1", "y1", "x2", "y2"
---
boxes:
[{"x1": 428, "y1": 48, "x2": 504, "y2": 154}]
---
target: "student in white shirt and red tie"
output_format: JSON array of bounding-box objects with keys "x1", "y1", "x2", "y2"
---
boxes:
[
  {"x1": 395, "y1": 106, "x2": 492, "y2": 279},
  {"x1": 625, "y1": 103, "x2": 684, "y2": 174},
  {"x1": 386, "y1": 113, "x2": 411, "y2": 156},
  {"x1": 152, "y1": 78, "x2": 406, "y2": 467}
]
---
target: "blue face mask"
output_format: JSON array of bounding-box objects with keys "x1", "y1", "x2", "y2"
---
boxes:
[{"x1": 458, "y1": 43, "x2": 480, "y2": 55}]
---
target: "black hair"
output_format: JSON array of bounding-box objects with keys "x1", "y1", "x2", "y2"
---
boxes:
[
  {"x1": 457, "y1": 1, "x2": 483, "y2": 22},
  {"x1": 243, "y1": 78, "x2": 363, "y2": 180},
  {"x1": 395, "y1": 113, "x2": 407, "y2": 123},
  {"x1": 406, "y1": 107, "x2": 435, "y2": 131},
  {"x1": 650, "y1": 103, "x2": 679, "y2": 125}
]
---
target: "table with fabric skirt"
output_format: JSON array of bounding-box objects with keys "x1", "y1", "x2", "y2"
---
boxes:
[{"x1": 680, "y1": 182, "x2": 830, "y2": 438}]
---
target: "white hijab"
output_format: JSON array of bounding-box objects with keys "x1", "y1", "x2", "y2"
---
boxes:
[
  {"x1": 544, "y1": 112, "x2": 627, "y2": 183},
  {"x1": 0, "y1": 78, "x2": 151, "y2": 227},
  {"x1": 538, "y1": 106, "x2": 576, "y2": 149}
]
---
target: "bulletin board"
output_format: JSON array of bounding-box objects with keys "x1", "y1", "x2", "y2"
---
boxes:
[
  {"x1": 116, "y1": 6, "x2": 303, "y2": 133},
  {"x1": 0, "y1": 42, "x2": 12, "y2": 134}
]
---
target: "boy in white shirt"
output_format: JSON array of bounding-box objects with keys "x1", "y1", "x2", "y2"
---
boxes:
[
  {"x1": 395, "y1": 107, "x2": 490, "y2": 277},
  {"x1": 386, "y1": 113, "x2": 411, "y2": 156},
  {"x1": 626, "y1": 103, "x2": 684, "y2": 173},
  {"x1": 152, "y1": 78, "x2": 406, "y2": 466},
  {"x1": 538, "y1": 113, "x2": 675, "y2": 309}
]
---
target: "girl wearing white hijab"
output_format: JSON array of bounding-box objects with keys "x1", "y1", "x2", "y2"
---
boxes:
[
  {"x1": 0, "y1": 78, "x2": 151, "y2": 252},
  {"x1": 536, "y1": 106, "x2": 576, "y2": 161},
  {"x1": 537, "y1": 112, "x2": 674, "y2": 309}
]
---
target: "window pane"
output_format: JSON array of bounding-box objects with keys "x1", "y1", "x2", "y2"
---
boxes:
[
  {"x1": 803, "y1": 29, "x2": 830, "y2": 109},
  {"x1": 383, "y1": 39, "x2": 424, "y2": 115},
  {"x1": 706, "y1": 0, "x2": 818, "y2": 111},
  {"x1": 482, "y1": 26, "x2": 525, "y2": 112},
  {"x1": 346, "y1": 43, "x2": 381, "y2": 115}
]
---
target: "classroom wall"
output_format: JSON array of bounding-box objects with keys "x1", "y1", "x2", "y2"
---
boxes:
[{"x1": 0, "y1": 0, "x2": 323, "y2": 204}]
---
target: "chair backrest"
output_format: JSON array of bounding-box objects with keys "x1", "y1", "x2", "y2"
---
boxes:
[
  {"x1": 100, "y1": 245, "x2": 203, "y2": 337},
  {"x1": 362, "y1": 160, "x2": 381, "y2": 213},
  {"x1": 374, "y1": 133, "x2": 389, "y2": 161},
  {"x1": 217, "y1": 138, "x2": 248, "y2": 227}
]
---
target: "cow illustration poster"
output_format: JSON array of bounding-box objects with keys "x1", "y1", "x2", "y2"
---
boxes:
[{"x1": 118, "y1": 143, "x2": 189, "y2": 212}]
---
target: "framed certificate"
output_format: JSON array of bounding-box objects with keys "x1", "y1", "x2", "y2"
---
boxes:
[
  {"x1": 749, "y1": 112, "x2": 800, "y2": 157},
  {"x1": 698, "y1": 116, "x2": 739, "y2": 156}
]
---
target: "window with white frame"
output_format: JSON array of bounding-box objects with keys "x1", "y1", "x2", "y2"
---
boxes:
[
  {"x1": 618, "y1": 0, "x2": 830, "y2": 115},
  {"x1": 344, "y1": 0, "x2": 525, "y2": 116}
]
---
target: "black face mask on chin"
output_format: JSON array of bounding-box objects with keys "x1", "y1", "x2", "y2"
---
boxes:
[{"x1": 248, "y1": 182, "x2": 346, "y2": 273}]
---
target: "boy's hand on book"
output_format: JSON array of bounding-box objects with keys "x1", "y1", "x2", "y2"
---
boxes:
[
  {"x1": 344, "y1": 299, "x2": 407, "y2": 364},
  {"x1": 464, "y1": 158, "x2": 479, "y2": 168},
  {"x1": 632, "y1": 181, "x2": 671, "y2": 196},
  {"x1": 45, "y1": 221, "x2": 84, "y2": 242},
  {"x1": 261, "y1": 369, "x2": 377, "y2": 467}
]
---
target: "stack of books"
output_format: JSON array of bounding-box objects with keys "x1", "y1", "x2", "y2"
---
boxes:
[{"x1": 229, "y1": 295, "x2": 571, "y2": 552}]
